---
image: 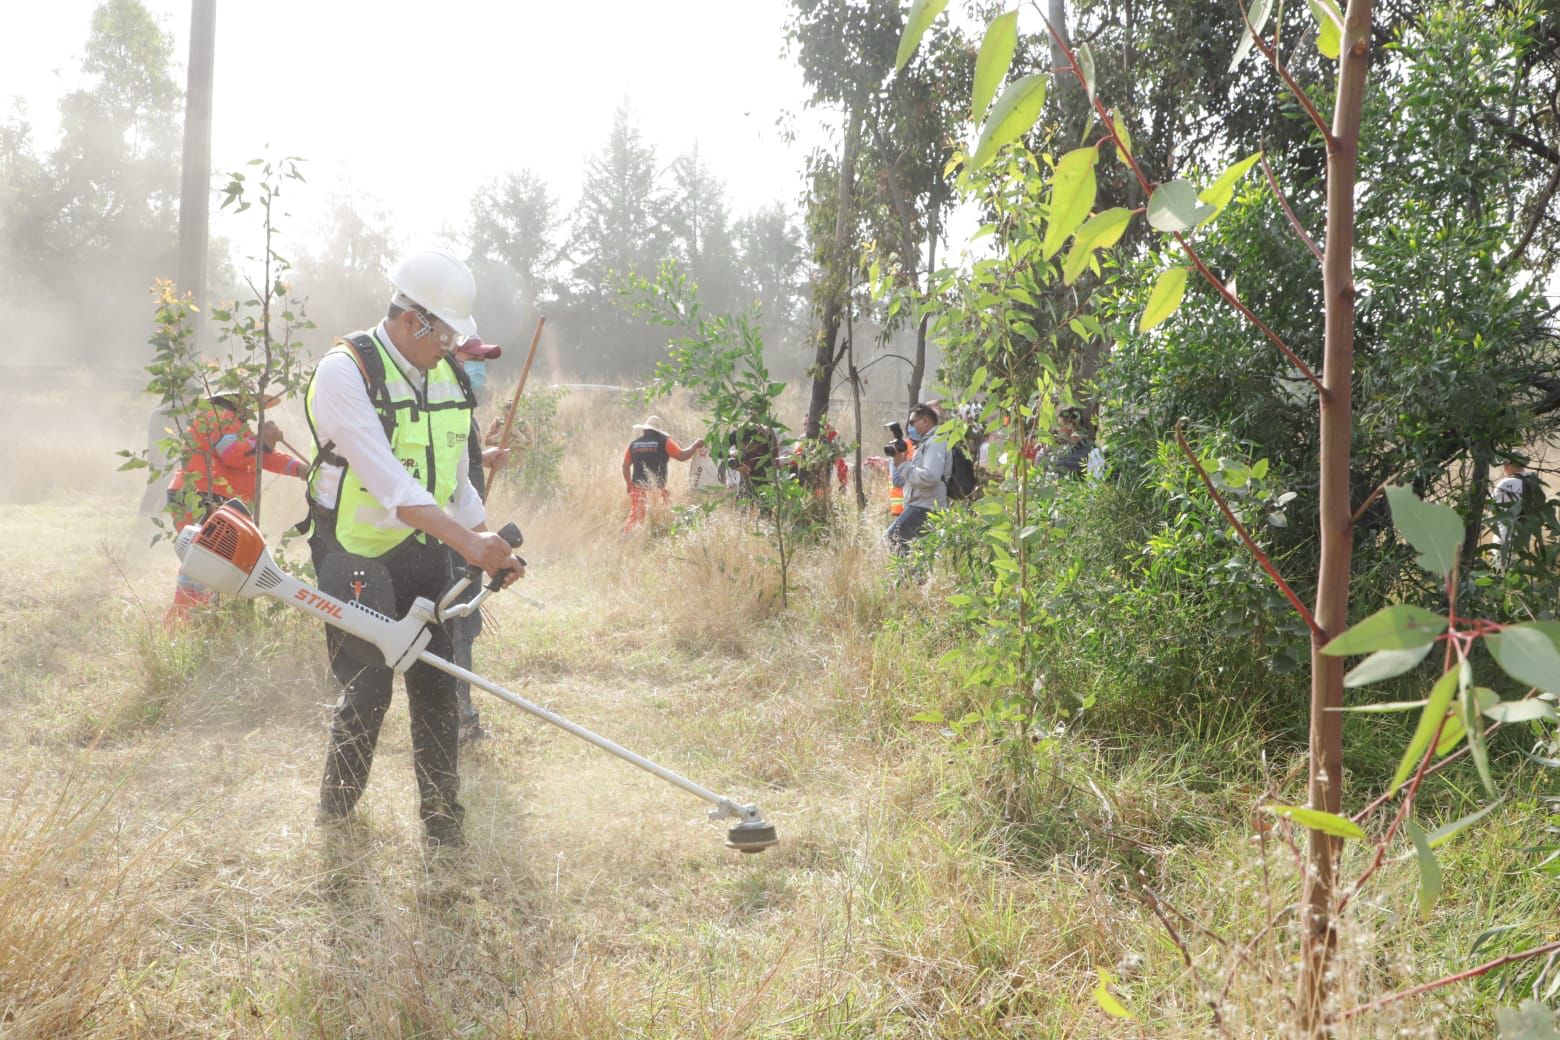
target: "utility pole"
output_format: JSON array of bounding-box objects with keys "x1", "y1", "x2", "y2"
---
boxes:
[
  {"x1": 176, "y1": 0, "x2": 216, "y2": 329},
  {"x1": 144, "y1": 0, "x2": 216, "y2": 518}
]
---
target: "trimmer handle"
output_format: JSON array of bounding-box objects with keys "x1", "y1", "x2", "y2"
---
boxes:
[
  {"x1": 450, "y1": 522, "x2": 527, "y2": 606},
  {"x1": 439, "y1": 522, "x2": 527, "y2": 619},
  {"x1": 475, "y1": 521, "x2": 526, "y2": 592}
]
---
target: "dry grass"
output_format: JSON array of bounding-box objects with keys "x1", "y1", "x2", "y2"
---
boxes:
[{"x1": 0, "y1": 381, "x2": 1539, "y2": 1038}]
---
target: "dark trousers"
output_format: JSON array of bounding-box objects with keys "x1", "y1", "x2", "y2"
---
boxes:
[
  {"x1": 444, "y1": 545, "x2": 483, "y2": 728},
  {"x1": 886, "y1": 504, "x2": 932, "y2": 554},
  {"x1": 310, "y1": 531, "x2": 463, "y2": 841}
]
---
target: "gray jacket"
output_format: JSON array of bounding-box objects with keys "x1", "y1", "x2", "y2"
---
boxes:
[{"x1": 892, "y1": 430, "x2": 952, "y2": 510}]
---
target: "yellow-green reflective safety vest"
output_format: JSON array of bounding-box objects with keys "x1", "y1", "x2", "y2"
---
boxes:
[{"x1": 305, "y1": 331, "x2": 473, "y2": 558}]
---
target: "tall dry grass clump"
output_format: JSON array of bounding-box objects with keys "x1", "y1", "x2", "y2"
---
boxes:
[{"x1": 0, "y1": 768, "x2": 167, "y2": 1038}]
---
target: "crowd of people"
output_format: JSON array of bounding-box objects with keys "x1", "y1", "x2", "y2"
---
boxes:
[{"x1": 161, "y1": 245, "x2": 1550, "y2": 853}]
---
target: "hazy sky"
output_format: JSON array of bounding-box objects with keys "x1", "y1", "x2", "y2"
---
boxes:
[{"x1": 10, "y1": 0, "x2": 832, "y2": 252}]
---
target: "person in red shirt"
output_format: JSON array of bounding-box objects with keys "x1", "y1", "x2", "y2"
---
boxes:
[
  {"x1": 622, "y1": 415, "x2": 703, "y2": 532},
  {"x1": 165, "y1": 390, "x2": 306, "y2": 620}
]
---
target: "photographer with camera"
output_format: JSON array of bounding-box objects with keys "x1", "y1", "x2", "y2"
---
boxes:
[{"x1": 885, "y1": 403, "x2": 951, "y2": 553}]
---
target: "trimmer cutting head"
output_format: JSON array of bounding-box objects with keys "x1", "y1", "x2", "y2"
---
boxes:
[{"x1": 725, "y1": 818, "x2": 779, "y2": 854}]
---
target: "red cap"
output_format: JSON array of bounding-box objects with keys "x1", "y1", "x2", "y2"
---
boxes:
[{"x1": 456, "y1": 335, "x2": 502, "y2": 360}]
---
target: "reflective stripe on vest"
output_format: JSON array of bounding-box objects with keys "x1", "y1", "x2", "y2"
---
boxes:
[{"x1": 305, "y1": 332, "x2": 471, "y2": 558}]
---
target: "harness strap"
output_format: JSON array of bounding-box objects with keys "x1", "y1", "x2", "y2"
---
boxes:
[{"x1": 296, "y1": 334, "x2": 394, "y2": 536}]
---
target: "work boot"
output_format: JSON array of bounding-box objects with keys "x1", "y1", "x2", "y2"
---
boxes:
[
  {"x1": 314, "y1": 805, "x2": 356, "y2": 829},
  {"x1": 424, "y1": 816, "x2": 465, "y2": 849}
]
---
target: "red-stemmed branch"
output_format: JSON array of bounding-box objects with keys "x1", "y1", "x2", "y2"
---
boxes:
[
  {"x1": 1134, "y1": 880, "x2": 1227, "y2": 1032},
  {"x1": 1233, "y1": 0, "x2": 1336, "y2": 143},
  {"x1": 1031, "y1": 2, "x2": 1326, "y2": 397},
  {"x1": 1348, "y1": 474, "x2": 1397, "y2": 529},
  {"x1": 1336, "y1": 940, "x2": 1560, "y2": 1020},
  {"x1": 1337, "y1": 566, "x2": 1463, "y2": 914},
  {"x1": 1261, "y1": 151, "x2": 1324, "y2": 264},
  {"x1": 1174, "y1": 419, "x2": 1324, "y2": 639},
  {"x1": 1171, "y1": 232, "x2": 1327, "y2": 395},
  {"x1": 1349, "y1": 718, "x2": 1500, "y2": 823}
]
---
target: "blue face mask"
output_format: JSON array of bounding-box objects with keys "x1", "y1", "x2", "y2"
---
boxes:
[
  {"x1": 463, "y1": 359, "x2": 487, "y2": 392},
  {"x1": 906, "y1": 422, "x2": 925, "y2": 444}
]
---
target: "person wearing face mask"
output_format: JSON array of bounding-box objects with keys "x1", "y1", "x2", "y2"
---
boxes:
[
  {"x1": 446, "y1": 336, "x2": 507, "y2": 744},
  {"x1": 454, "y1": 336, "x2": 499, "y2": 403},
  {"x1": 885, "y1": 403, "x2": 951, "y2": 553},
  {"x1": 301, "y1": 248, "x2": 524, "y2": 849}
]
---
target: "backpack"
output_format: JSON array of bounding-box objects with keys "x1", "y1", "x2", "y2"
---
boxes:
[
  {"x1": 947, "y1": 444, "x2": 979, "y2": 501},
  {"x1": 1518, "y1": 472, "x2": 1548, "y2": 519}
]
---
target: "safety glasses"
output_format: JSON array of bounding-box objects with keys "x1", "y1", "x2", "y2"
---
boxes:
[{"x1": 410, "y1": 307, "x2": 468, "y2": 351}]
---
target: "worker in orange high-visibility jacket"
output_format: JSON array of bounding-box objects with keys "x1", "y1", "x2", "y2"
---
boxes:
[
  {"x1": 888, "y1": 440, "x2": 915, "y2": 516},
  {"x1": 622, "y1": 415, "x2": 704, "y2": 532},
  {"x1": 165, "y1": 391, "x2": 306, "y2": 620}
]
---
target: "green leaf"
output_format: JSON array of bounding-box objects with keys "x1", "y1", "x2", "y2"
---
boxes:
[
  {"x1": 1427, "y1": 798, "x2": 1504, "y2": 848},
  {"x1": 1138, "y1": 266, "x2": 1189, "y2": 332},
  {"x1": 1486, "y1": 623, "x2": 1560, "y2": 692},
  {"x1": 1343, "y1": 642, "x2": 1435, "y2": 687},
  {"x1": 1321, "y1": 604, "x2": 1447, "y2": 656},
  {"x1": 969, "y1": 75, "x2": 1048, "y2": 172},
  {"x1": 896, "y1": 0, "x2": 950, "y2": 72},
  {"x1": 1435, "y1": 709, "x2": 1466, "y2": 755},
  {"x1": 1495, "y1": 1000, "x2": 1560, "y2": 1040},
  {"x1": 1092, "y1": 969, "x2": 1135, "y2": 1020},
  {"x1": 1111, "y1": 112, "x2": 1132, "y2": 160},
  {"x1": 1338, "y1": 699, "x2": 1429, "y2": 713},
  {"x1": 1306, "y1": 0, "x2": 1343, "y2": 59},
  {"x1": 1229, "y1": 0, "x2": 1276, "y2": 71},
  {"x1": 1405, "y1": 817, "x2": 1442, "y2": 921},
  {"x1": 1471, "y1": 925, "x2": 1524, "y2": 959},
  {"x1": 1076, "y1": 43, "x2": 1096, "y2": 106},
  {"x1": 1461, "y1": 675, "x2": 1497, "y2": 797},
  {"x1": 1483, "y1": 698, "x2": 1559, "y2": 724},
  {"x1": 1391, "y1": 667, "x2": 1459, "y2": 795},
  {"x1": 1147, "y1": 179, "x2": 1216, "y2": 232},
  {"x1": 972, "y1": 10, "x2": 1019, "y2": 121},
  {"x1": 1385, "y1": 486, "x2": 1462, "y2": 578},
  {"x1": 1263, "y1": 804, "x2": 1367, "y2": 840},
  {"x1": 1199, "y1": 152, "x2": 1264, "y2": 216},
  {"x1": 1042, "y1": 147, "x2": 1101, "y2": 260},
  {"x1": 1061, "y1": 207, "x2": 1133, "y2": 284},
  {"x1": 908, "y1": 710, "x2": 946, "y2": 724}
]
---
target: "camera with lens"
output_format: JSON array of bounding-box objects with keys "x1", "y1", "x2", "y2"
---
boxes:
[{"x1": 884, "y1": 421, "x2": 908, "y2": 457}]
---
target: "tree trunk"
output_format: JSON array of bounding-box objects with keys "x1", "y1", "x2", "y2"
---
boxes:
[
  {"x1": 143, "y1": 0, "x2": 216, "y2": 518},
  {"x1": 1297, "y1": 2, "x2": 1372, "y2": 1035},
  {"x1": 176, "y1": 0, "x2": 216, "y2": 331},
  {"x1": 806, "y1": 103, "x2": 858, "y2": 441},
  {"x1": 1463, "y1": 448, "x2": 1490, "y2": 564},
  {"x1": 908, "y1": 219, "x2": 937, "y2": 411},
  {"x1": 1047, "y1": 0, "x2": 1073, "y2": 97},
  {"x1": 847, "y1": 280, "x2": 866, "y2": 511}
]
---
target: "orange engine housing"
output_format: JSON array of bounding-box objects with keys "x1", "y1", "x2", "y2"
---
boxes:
[{"x1": 193, "y1": 504, "x2": 268, "y2": 578}]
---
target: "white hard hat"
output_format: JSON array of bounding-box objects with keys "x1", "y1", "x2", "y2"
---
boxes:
[{"x1": 388, "y1": 249, "x2": 477, "y2": 340}]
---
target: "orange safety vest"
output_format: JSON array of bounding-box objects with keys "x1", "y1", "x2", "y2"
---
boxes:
[
  {"x1": 888, "y1": 441, "x2": 915, "y2": 516},
  {"x1": 167, "y1": 401, "x2": 303, "y2": 526}
]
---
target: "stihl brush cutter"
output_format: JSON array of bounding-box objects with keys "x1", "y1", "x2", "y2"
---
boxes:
[{"x1": 173, "y1": 502, "x2": 778, "y2": 853}]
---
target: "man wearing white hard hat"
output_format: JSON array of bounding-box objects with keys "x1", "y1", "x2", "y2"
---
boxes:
[
  {"x1": 621, "y1": 415, "x2": 704, "y2": 532},
  {"x1": 300, "y1": 247, "x2": 524, "y2": 848}
]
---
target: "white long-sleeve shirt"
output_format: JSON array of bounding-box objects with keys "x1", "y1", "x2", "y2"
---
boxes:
[{"x1": 308, "y1": 321, "x2": 485, "y2": 532}]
